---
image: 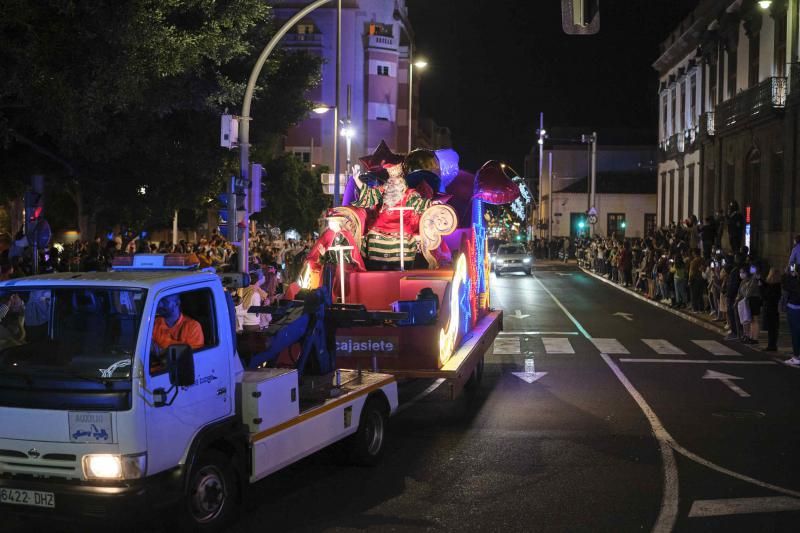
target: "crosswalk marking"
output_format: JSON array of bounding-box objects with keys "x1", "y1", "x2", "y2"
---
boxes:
[
  {"x1": 641, "y1": 339, "x2": 686, "y2": 355},
  {"x1": 493, "y1": 338, "x2": 520, "y2": 354},
  {"x1": 590, "y1": 338, "x2": 629, "y2": 354},
  {"x1": 691, "y1": 340, "x2": 741, "y2": 356},
  {"x1": 542, "y1": 337, "x2": 575, "y2": 354}
]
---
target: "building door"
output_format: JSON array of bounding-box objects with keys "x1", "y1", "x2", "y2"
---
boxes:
[
  {"x1": 644, "y1": 214, "x2": 656, "y2": 237},
  {"x1": 607, "y1": 213, "x2": 626, "y2": 238},
  {"x1": 744, "y1": 150, "x2": 761, "y2": 254},
  {"x1": 570, "y1": 213, "x2": 587, "y2": 239}
]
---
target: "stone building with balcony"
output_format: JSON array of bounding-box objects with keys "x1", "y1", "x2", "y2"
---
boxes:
[
  {"x1": 274, "y1": 0, "x2": 425, "y2": 173},
  {"x1": 654, "y1": 0, "x2": 798, "y2": 266}
]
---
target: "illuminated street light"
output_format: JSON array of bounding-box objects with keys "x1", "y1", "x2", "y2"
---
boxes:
[
  {"x1": 414, "y1": 59, "x2": 429, "y2": 69},
  {"x1": 408, "y1": 58, "x2": 429, "y2": 151},
  {"x1": 758, "y1": 0, "x2": 772, "y2": 9},
  {"x1": 312, "y1": 104, "x2": 333, "y2": 114}
]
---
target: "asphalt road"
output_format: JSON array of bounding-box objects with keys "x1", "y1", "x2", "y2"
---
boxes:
[{"x1": 9, "y1": 263, "x2": 800, "y2": 532}]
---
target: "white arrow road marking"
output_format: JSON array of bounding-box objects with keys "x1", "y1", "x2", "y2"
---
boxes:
[
  {"x1": 493, "y1": 338, "x2": 521, "y2": 354},
  {"x1": 508, "y1": 309, "x2": 530, "y2": 319},
  {"x1": 556, "y1": 273, "x2": 572, "y2": 277},
  {"x1": 613, "y1": 312, "x2": 634, "y2": 321},
  {"x1": 511, "y1": 371, "x2": 548, "y2": 383},
  {"x1": 642, "y1": 339, "x2": 686, "y2": 355},
  {"x1": 703, "y1": 369, "x2": 750, "y2": 397},
  {"x1": 590, "y1": 338, "x2": 629, "y2": 354},
  {"x1": 689, "y1": 496, "x2": 800, "y2": 518},
  {"x1": 542, "y1": 337, "x2": 574, "y2": 354},
  {"x1": 692, "y1": 340, "x2": 741, "y2": 356}
]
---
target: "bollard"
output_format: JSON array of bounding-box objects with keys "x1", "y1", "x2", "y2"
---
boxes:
[{"x1": 525, "y1": 358, "x2": 535, "y2": 375}]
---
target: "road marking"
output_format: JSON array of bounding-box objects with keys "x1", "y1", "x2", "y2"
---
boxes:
[
  {"x1": 395, "y1": 378, "x2": 446, "y2": 414},
  {"x1": 619, "y1": 359, "x2": 775, "y2": 365},
  {"x1": 543, "y1": 273, "x2": 800, "y2": 514},
  {"x1": 533, "y1": 277, "x2": 679, "y2": 533},
  {"x1": 688, "y1": 496, "x2": 800, "y2": 518},
  {"x1": 511, "y1": 371, "x2": 548, "y2": 383},
  {"x1": 590, "y1": 338, "x2": 629, "y2": 354},
  {"x1": 702, "y1": 369, "x2": 750, "y2": 397},
  {"x1": 508, "y1": 309, "x2": 530, "y2": 319},
  {"x1": 498, "y1": 331, "x2": 579, "y2": 336},
  {"x1": 642, "y1": 339, "x2": 686, "y2": 355},
  {"x1": 613, "y1": 312, "x2": 634, "y2": 321},
  {"x1": 493, "y1": 338, "x2": 521, "y2": 354},
  {"x1": 692, "y1": 340, "x2": 741, "y2": 356},
  {"x1": 542, "y1": 337, "x2": 575, "y2": 354}
]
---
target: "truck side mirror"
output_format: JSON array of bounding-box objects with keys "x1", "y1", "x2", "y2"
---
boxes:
[{"x1": 167, "y1": 344, "x2": 195, "y2": 387}]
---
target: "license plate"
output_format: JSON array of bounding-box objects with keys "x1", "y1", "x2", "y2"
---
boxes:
[{"x1": 0, "y1": 487, "x2": 55, "y2": 508}]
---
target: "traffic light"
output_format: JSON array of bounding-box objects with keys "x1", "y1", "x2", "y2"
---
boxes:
[
  {"x1": 578, "y1": 221, "x2": 585, "y2": 229},
  {"x1": 620, "y1": 221, "x2": 627, "y2": 229},
  {"x1": 25, "y1": 190, "x2": 43, "y2": 224}
]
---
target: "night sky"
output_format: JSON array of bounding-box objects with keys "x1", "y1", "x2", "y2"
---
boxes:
[{"x1": 407, "y1": 0, "x2": 699, "y2": 173}]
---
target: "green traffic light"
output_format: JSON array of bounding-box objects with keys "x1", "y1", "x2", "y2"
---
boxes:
[
  {"x1": 578, "y1": 221, "x2": 585, "y2": 229},
  {"x1": 620, "y1": 221, "x2": 627, "y2": 229}
]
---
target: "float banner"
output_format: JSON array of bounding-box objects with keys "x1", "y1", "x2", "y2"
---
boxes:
[{"x1": 336, "y1": 336, "x2": 399, "y2": 357}]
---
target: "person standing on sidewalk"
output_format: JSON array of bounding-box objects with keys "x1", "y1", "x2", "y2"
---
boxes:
[
  {"x1": 725, "y1": 259, "x2": 742, "y2": 340},
  {"x1": 789, "y1": 235, "x2": 800, "y2": 269},
  {"x1": 762, "y1": 267, "x2": 782, "y2": 352},
  {"x1": 689, "y1": 249, "x2": 705, "y2": 312},
  {"x1": 783, "y1": 262, "x2": 800, "y2": 365}
]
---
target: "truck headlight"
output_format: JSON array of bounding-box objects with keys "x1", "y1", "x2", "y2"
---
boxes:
[
  {"x1": 83, "y1": 453, "x2": 147, "y2": 480},
  {"x1": 523, "y1": 257, "x2": 532, "y2": 264}
]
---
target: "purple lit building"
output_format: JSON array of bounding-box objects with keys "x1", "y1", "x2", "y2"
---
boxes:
[{"x1": 274, "y1": 0, "x2": 419, "y2": 175}]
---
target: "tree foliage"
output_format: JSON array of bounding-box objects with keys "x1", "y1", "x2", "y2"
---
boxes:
[
  {"x1": 0, "y1": 0, "x2": 322, "y2": 234},
  {"x1": 256, "y1": 154, "x2": 328, "y2": 235}
]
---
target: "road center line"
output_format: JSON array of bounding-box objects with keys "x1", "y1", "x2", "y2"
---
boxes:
[
  {"x1": 533, "y1": 276, "x2": 678, "y2": 533},
  {"x1": 535, "y1": 275, "x2": 800, "y2": 523}
]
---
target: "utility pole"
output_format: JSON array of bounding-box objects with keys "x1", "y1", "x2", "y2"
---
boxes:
[
  {"x1": 332, "y1": 0, "x2": 342, "y2": 207},
  {"x1": 537, "y1": 112, "x2": 545, "y2": 238},
  {"x1": 548, "y1": 152, "x2": 553, "y2": 244},
  {"x1": 590, "y1": 131, "x2": 597, "y2": 213}
]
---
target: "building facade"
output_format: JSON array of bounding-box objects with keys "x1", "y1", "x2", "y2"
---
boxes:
[
  {"x1": 526, "y1": 129, "x2": 658, "y2": 239},
  {"x1": 654, "y1": 0, "x2": 800, "y2": 265},
  {"x1": 274, "y1": 0, "x2": 420, "y2": 172}
]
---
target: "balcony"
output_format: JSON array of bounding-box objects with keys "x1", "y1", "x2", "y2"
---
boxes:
[
  {"x1": 683, "y1": 126, "x2": 698, "y2": 152},
  {"x1": 658, "y1": 132, "x2": 685, "y2": 162},
  {"x1": 714, "y1": 77, "x2": 787, "y2": 133},
  {"x1": 699, "y1": 111, "x2": 715, "y2": 138},
  {"x1": 366, "y1": 34, "x2": 398, "y2": 51}
]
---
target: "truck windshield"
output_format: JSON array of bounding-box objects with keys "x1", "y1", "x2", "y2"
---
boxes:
[{"x1": 0, "y1": 287, "x2": 146, "y2": 381}]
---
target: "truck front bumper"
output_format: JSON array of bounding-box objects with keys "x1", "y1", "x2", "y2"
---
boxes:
[{"x1": 0, "y1": 467, "x2": 183, "y2": 522}]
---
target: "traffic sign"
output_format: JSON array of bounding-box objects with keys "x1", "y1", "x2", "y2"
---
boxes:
[{"x1": 588, "y1": 214, "x2": 598, "y2": 225}]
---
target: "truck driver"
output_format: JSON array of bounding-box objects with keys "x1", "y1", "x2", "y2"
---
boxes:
[{"x1": 151, "y1": 294, "x2": 205, "y2": 366}]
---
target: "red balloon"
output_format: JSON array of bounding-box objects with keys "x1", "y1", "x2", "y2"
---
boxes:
[{"x1": 473, "y1": 160, "x2": 520, "y2": 205}]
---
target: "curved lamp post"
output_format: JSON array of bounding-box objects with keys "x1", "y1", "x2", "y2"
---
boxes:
[{"x1": 233, "y1": 0, "x2": 337, "y2": 272}]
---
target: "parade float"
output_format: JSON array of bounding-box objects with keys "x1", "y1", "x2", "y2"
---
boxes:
[{"x1": 288, "y1": 142, "x2": 520, "y2": 397}]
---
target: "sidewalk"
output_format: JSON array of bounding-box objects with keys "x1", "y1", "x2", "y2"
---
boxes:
[{"x1": 577, "y1": 266, "x2": 796, "y2": 357}]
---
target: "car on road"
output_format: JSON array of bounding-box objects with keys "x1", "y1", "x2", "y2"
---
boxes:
[{"x1": 494, "y1": 244, "x2": 533, "y2": 276}]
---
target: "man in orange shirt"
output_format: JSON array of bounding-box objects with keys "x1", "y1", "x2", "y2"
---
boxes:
[{"x1": 151, "y1": 294, "x2": 205, "y2": 360}]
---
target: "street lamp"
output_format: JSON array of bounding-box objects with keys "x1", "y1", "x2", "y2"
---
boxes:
[
  {"x1": 758, "y1": 1, "x2": 772, "y2": 9},
  {"x1": 408, "y1": 58, "x2": 428, "y2": 151}
]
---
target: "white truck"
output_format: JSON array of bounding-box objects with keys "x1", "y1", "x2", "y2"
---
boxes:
[{"x1": 0, "y1": 261, "x2": 398, "y2": 531}]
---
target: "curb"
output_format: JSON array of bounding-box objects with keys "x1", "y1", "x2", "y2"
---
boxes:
[{"x1": 578, "y1": 266, "x2": 729, "y2": 337}]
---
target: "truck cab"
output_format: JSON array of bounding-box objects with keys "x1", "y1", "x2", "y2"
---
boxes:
[{"x1": 0, "y1": 264, "x2": 397, "y2": 530}]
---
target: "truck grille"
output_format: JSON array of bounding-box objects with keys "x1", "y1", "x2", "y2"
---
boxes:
[{"x1": 0, "y1": 448, "x2": 79, "y2": 478}]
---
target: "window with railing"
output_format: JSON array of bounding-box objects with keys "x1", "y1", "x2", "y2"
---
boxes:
[
  {"x1": 689, "y1": 74, "x2": 696, "y2": 125},
  {"x1": 368, "y1": 23, "x2": 393, "y2": 37},
  {"x1": 709, "y1": 61, "x2": 718, "y2": 108}
]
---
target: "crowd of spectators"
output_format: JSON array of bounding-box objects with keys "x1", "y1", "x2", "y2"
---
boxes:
[{"x1": 564, "y1": 202, "x2": 800, "y2": 364}]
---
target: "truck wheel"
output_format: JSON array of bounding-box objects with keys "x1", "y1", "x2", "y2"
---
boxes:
[
  {"x1": 350, "y1": 397, "x2": 387, "y2": 466},
  {"x1": 182, "y1": 451, "x2": 238, "y2": 532}
]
